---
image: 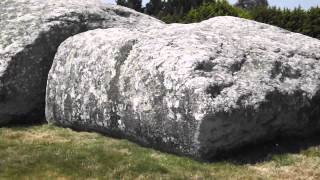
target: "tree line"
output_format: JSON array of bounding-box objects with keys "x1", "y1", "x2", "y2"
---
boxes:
[{"x1": 116, "y1": 0, "x2": 320, "y2": 39}]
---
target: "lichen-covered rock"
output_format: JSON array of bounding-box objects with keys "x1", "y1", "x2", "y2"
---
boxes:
[
  {"x1": 46, "y1": 16, "x2": 320, "y2": 160},
  {"x1": 0, "y1": 0, "x2": 162, "y2": 125}
]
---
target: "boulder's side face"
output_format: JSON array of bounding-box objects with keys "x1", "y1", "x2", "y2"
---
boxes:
[
  {"x1": 0, "y1": 0, "x2": 162, "y2": 125},
  {"x1": 46, "y1": 16, "x2": 320, "y2": 160}
]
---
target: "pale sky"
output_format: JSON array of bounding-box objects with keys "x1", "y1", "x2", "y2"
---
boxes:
[{"x1": 103, "y1": 0, "x2": 320, "y2": 9}]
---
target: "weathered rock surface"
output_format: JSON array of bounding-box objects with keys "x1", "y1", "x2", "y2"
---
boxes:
[
  {"x1": 0, "y1": 0, "x2": 162, "y2": 125},
  {"x1": 46, "y1": 16, "x2": 320, "y2": 160}
]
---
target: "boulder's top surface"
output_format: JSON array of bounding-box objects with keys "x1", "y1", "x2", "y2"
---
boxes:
[
  {"x1": 145, "y1": 16, "x2": 320, "y2": 112},
  {"x1": 46, "y1": 16, "x2": 320, "y2": 159}
]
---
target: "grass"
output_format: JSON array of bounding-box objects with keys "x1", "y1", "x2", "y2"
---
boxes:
[{"x1": 1, "y1": 124, "x2": 320, "y2": 179}]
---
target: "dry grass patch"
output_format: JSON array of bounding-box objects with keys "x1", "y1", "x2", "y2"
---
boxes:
[
  {"x1": 1, "y1": 124, "x2": 320, "y2": 179},
  {"x1": 250, "y1": 154, "x2": 320, "y2": 180}
]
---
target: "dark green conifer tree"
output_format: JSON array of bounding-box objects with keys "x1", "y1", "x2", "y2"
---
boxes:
[
  {"x1": 146, "y1": 0, "x2": 162, "y2": 15},
  {"x1": 116, "y1": 0, "x2": 128, "y2": 6},
  {"x1": 235, "y1": 0, "x2": 268, "y2": 9},
  {"x1": 116, "y1": 0, "x2": 142, "y2": 12}
]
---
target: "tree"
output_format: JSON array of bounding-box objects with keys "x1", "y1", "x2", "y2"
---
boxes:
[
  {"x1": 116, "y1": 0, "x2": 142, "y2": 12},
  {"x1": 235, "y1": 0, "x2": 268, "y2": 10},
  {"x1": 145, "y1": 0, "x2": 162, "y2": 15},
  {"x1": 304, "y1": 7, "x2": 320, "y2": 39},
  {"x1": 116, "y1": 0, "x2": 128, "y2": 7},
  {"x1": 128, "y1": 0, "x2": 142, "y2": 12},
  {"x1": 185, "y1": 0, "x2": 249, "y2": 23}
]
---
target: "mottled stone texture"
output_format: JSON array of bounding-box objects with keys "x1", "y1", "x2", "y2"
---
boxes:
[
  {"x1": 46, "y1": 16, "x2": 320, "y2": 160},
  {"x1": 0, "y1": 0, "x2": 162, "y2": 125}
]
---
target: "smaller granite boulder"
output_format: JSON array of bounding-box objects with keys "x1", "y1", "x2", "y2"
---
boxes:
[{"x1": 0, "y1": 0, "x2": 162, "y2": 125}]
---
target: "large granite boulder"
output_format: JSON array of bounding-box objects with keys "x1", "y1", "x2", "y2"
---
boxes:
[
  {"x1": 0, "y1": 0, "x2": 162, "y2": 125},
  {"x1": 46, "y1": 16, "x2": 320, "y2": 160}
]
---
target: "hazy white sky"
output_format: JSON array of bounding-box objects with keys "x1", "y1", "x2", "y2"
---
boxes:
[{"x1": 103, "y1": 0, "x2": 320, "y2": 9}]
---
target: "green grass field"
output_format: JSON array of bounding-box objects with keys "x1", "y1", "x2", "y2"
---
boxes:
[{"x1": 1, "y1": 124, "x2": 320, "y2": 179}]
